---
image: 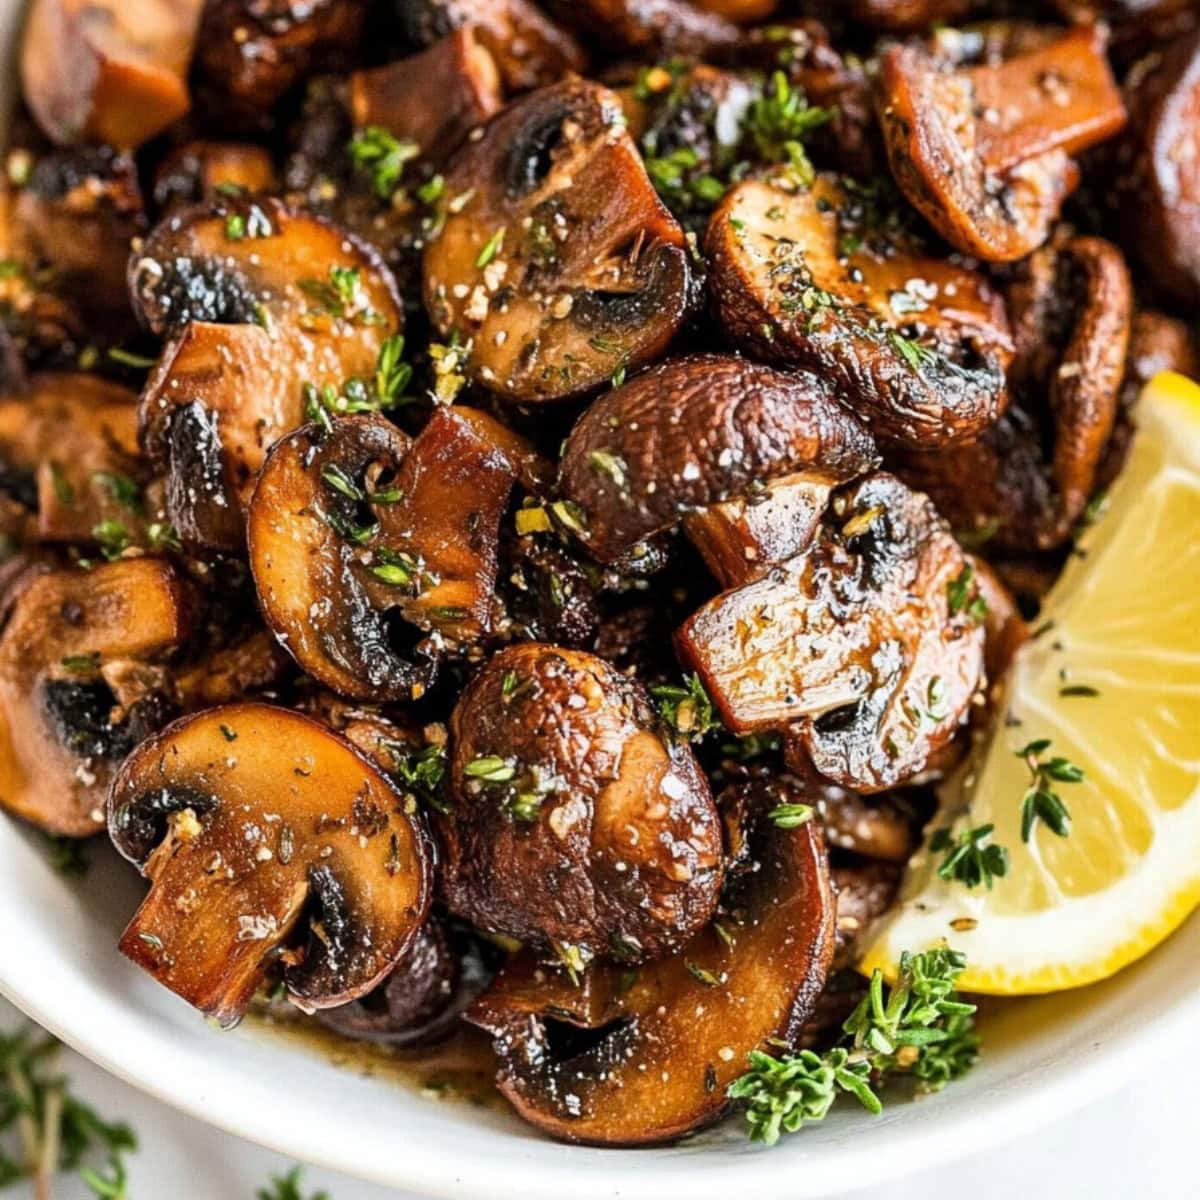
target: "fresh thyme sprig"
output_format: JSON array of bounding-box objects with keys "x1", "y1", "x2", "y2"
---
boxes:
[
  {"x1": 257, "y1": 1164, "x2": 331, "y2": 1200},
  {"x1": 1015, "y1": 738, "x2": 1084, "y2": 841},
  {"x1": 347, "y1": 126, "x2": 420, "y2": 200},
  {"x1": 746, "y1": 70, "x2": 834, "y2": 187},
  {"x1": 930, "y1": 823, "x2": 1009, "y2": 890},
  {"x1": 650, "y1": 673, "x2": 721, "y2": 742}
]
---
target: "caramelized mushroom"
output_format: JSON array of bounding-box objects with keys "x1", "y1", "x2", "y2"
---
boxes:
[
  {"x1": 152, "y1": 141, "x2": 278, "y2": 213},
  {"x1": 20, "y1": 0, "x2": 203, "y2": 148},
  {"x1": 692, "y1": 0, "x2": 776, "y2": 20},
  {"x1": 349, "y1": 29, "x2": 503, "y2": 164},
  {"x1": 132, "y1": 197, "x2": 404, "y2": 550},
  {"x1": 879, "y1": 25, "x2": 1126, "y2": 261},
  {"x1": 465, "y1": 776, "x2": 834, "y2": 1144},
  {"x1": 108, "y1": 702, "x2": 433, "y2": 1027},
  {"x1": 815, "y1": 784, "x2": 916, "y2": 864},
  {"x1": 847, "y1": 0, "x2": 969, "y2": 31},
  {"x1": 678, "y1": 473, "x2": 985, "y2": 792},
  {"x1": 439, "y1": 643, "x2": 723, "y2": 964},
  {"x1": 0, "y1": 559, "x2": 192, "y2": 835},
  {"x1": 557, "y1": 354, "x2": 878, "y2": 564},
  {"x1": 707, "y1": 175, "x2": 1012, "y2": 448},
  {"x1": 398, "y1": 0, "x2": 586, "y2": 92},
  {"x1": 547, "y1": 0, "x2": 740, "y2": 59},
  {"x1": 423, "y1": 78, "x2": 692, "y2": 403}
]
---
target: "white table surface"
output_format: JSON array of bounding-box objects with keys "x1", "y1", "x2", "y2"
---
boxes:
[{"x1": 1, "y1": 995, "x2": 1194, "y2": 1200}]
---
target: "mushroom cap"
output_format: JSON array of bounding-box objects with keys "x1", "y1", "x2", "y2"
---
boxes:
[
  {"x1": 465, "y1": 777, "x2": 835, "y2": 1145},
  {"x1": 422, "y1": 77, "x2": 692, "y2": 403},
  {"x1": 108, "y1": 701, "x2": 433, "y2": 1027},
  {"x1": 439, "y1": 642, "x2": 724, "y2": 963},
  {"x1": 558, "y1": 353, "x2": 879, "y2": 563},
  {"x1": 546, "y1": 0, "x2": 740, "y2": 59}
]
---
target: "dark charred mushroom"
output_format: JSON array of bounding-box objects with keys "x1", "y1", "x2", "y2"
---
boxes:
[
  {"x1": 678, "y1": 473, "x2": 985, "y2": 792},
  {"x1": 422, "y1": 78, "x2": 692, "y2": 403},
  {"x1": 152, "y1": 141, "x2": 278, "y2": 213},
  {"x1": 897, "y1": 236, "x2": 1132, "y2": 551},
  {"x1": 547, "y1": 0, "x2": 740, "y2": 60},
  {"x1": 439, "y1": 643, "x2": 723, "y2": 965},
  {"x1": 0, "y1": 372, "x2": 146, "y2": 545},
  {"x1": 707, "y1": 175, "x2": 1013, "y2": 448},
  {"x1": 397, "y1": 0, "x2": 586, "y2": 93},
  {"x1": 879, "y1": 25, "x2": 1126, "y2": 261},
  {"x1": 131, "y1": 197, "x2": 404, "y2": 550},
  {"x1": 465, "y1": 776, "x2": 834, "y2": 1144},
  {"x1": 1119, "y1": 30, "x2": 1200, "y2": 307},
  {"x1": 557, "y1": 354, "x2": 878, "y2": 564},
  {"x1": 20, "y1": 0, "x2": 203, "y2": 149},
  {"x1": 0, "y1": 559, "x2": 192, "y2": 836},
  {"x1": 349, "y1": 29, "x2": 503, "y2": 164}
]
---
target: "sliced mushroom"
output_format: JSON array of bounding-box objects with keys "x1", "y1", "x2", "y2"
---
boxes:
[
  {"x1": 439, "y1": 643, "x2": 723, "y2": 964},
  {"x1": 897, "y1": 236, "x2": 1132, "y2": 551},
  {"x1": 465, "y1": 776, "x2": 834, "y2": 1144},
  {"x1": 692, "y1": 0, "x2": 776, "y2": 20},
  {"x1": 1120, "y1": 30, "x2": 1200, "y2": 306},
  {"x1": 349, "y1": 29, "x2": 503, "y2": 164},
  {"x1": 0, "y1": 372, "x2": 145, "y2": 546},
  {"x1": 815, "y1": 784, "x2": 917, "y2": 864},
  {"x1": 847, "y1": 0, "x2": 969, "y2": 31},
  {"x1": 152, "y1": 141, "x2": 278, "y2": 213},
  {"x1": 398, "y1": 0, "x2": 586, "y2": 92},
  {"x1": 557, "y1": 354, "x2": 878, "y2": 564},
  {"x1": 0, "y1": 559, "x2": 192, "y2": 835},
  {"x1": 879, "y1": 25, "x2": 1126, "y2": 261},
  {"x1": 107, "y1": 702, "x2": 433, "y2": 1027},
  {"x1": 194, "y1": 0, "x2": 367, "y2": 121},
  {"x1": 547, "y1": 0, "x2": 740, "y2": 59},
  {"x1": 132, "y1": 197, "x2": 404, "y2": 550},
  {"x1": 708, "y1": 175, "x2": 1012, "y2": 448},
  {"x1": 248, "y1": 408, "x2": 537, "y2": 698},
  {"x1": 20, "y1": 0, "x2": 203, "y2": 148},
  {"x1": 678, "y1": 473, "x2": 985, "y2": 792},
  {"x1": 423, "y1": 78, "x2": 692, "y2": 403}
]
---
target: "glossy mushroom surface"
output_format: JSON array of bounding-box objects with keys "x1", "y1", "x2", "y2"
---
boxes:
[{"x1": 108, "y1": 701, "x2": 433, "y2": 1027}]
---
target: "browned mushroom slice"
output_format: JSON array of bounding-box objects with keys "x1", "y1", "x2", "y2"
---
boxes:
[
  {"x1": 132, "y1": 198, "x2": 404, "y2": 550},
  {"x1": 423, "y1": 78, "x2": 692, "y2": 403},
  {"x1": 1120, "y1": 30, "x2": 1200, "y2": 306},
  {"x1": 194, "y1": 0, "x2": 367, "y2": 119},
  {"x1": 465, "y1": 778, "x2": 834, "y2": 1144},
  {"x1": 399, "y1": 0, "x2": 586, "y2": 93},
  {"x1": 879, "y1": 25, "x2": 1126, "y2": 261},
  {"x1": 19, "y1": 0, "x2": 203, "y2": 148},
  {"x1": 107, "y1": 702, "x2": 433, "y2": 1028},
  {"x1": 692, "y1": 0, "x2": 776, "y2": 20},
  {"x1": 152, "y1": 141, "x2": 278, "y2": 213},
  {"x1": 349, "y1": 30, "x2": 503, "y2": 164},
  {"x1": 847, "y1": 0, "x2": 968, "y2": 31},
  {"x1": 897, "y1": 236, "x2": 1132, "y2": 551},
  {"x1": 0, "y1": 372, "x2": 146, "y2": 545},
  {"x1": 708, "y1": 175, "x2": 1012, "y2": 449},
  {"x1": 557, "y1": 354, "x2": 877, "y2": 564},
  {"x1": 439, "y1": 643, "x2": 723, "y2": 964},
  {"x1": 0, "y1": 559, "x2": 192, "y2": 836},
  {"x1": 678, "y1": 473, "x2": 984, "y2": 792},
  {"x1": 815, "y1": 783, "x2": 916, "y2": 864},
  {"x1": 548, "y1": 0, "x2": 740, "y2": 59},
  {"x1": 2, "y1": 144, "x2": 145, "y2": 325}
]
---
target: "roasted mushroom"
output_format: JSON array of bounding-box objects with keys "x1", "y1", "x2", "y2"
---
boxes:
[
  {"x1": 20, "y1": 0, "x2": 203, "y2": 149},
  {"x1": 397, "y1": 0, "x2": 586, "y2": 93},
  {"x1": 152, "y1": 141, "x2": 278, "y2": 213},
  {"x1": 557, "y1": 354, "x2": 878, "y2": 564},
  {"x1": 546, "y1": 0, "x2": 740, "y2": 60},
  {"x1": 707, "y1": 175, "x2": 1013, "y2": 448},
  {"x1": 132, "y1": 197, "x2": 404, "y2": 550},
  {"x1": 678, "y1": 473, "x2": 985, "y2": 792},
  {"x1": 438, "y1": 643, "x2": 723, "y2": 964},
  {"x1": 879, "y1": 25, "x2": 1126, "y2": 261},
  {"x1": 0, "y1": 559, "x2": 192, "y2": 835},
  {"x1": 465, "y1": 776, "x2": 834, "y2": 1144},
  {"x1": 847, "y1": 0, "x2": 969, "y2": 32},
  {"x1": 248, "y1": 408, "x2": 539, "y2": 699},
  {"x1": 423, "y1": 78, "x2": 693, "y2": 403},
  {"x1": 107, "y1": 701, "x2": 433, "y2": 1027},
  {"x1": 897, "y1": 236, "x2": 1132, "y2": 551}
]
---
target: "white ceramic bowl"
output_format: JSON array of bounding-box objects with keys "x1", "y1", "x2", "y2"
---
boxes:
[{"x1": 2, "y1": 4, "x2": 1200, "y2": 1195}]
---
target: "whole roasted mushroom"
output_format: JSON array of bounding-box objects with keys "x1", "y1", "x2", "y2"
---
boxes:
[
  {"x1": 557, "y1": 354, "x2": 878, "y2": 564},
  {"x1": 465, "y1": 776, "x2": 834, "y2": 1144},
  {"x1": 847, "y1": 0, "x2": 969, "y2": 31},
  {"x1": 438, "y1": 643, "x2": 724, "y2": 965},
  {"x1": 152, "y1": 141, "x2": 278, "y2": 213},
  {"x1": 879, "y1": 25, "x2": 1126, "y2": 261},
  {"x1": 19, "y1": 0, "x2": 203, "y2": 148},
  {"x1": 678, "y1": 473, "x2": 985, "y2": 792},
  {"x1": 546, "y1": 0, "x2": 740, "y2": 59},
  {"x1": 131, "y1": 197, "x2": 404, "y2": 550},
  {"x1": 423, "y1": 78, "x2": 693, "y2": 404},
  {"x1": 707, "y1": 175, "x2": 1013, "y2": 448},
  {"x1": 0, "y1": 559, "x2": 192, "y2": 836},
  {"x1": 107, "y1": 702, "x2": 433, "y2": 1027}
]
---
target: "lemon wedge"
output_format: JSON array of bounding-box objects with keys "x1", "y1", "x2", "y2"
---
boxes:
[{"x1": 861, "y1": 371, "x2": 1200, "y2": 994}]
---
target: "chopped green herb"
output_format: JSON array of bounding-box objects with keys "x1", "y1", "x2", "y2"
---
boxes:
[
  {"x1": 686, "y1": 961, "x2": 720, "y2": 987},
  {"x1": 888, "y1": 330, "x2": 934, "y2": 372},
  {"x1": 746, "y1": 70, "x2": 833, "y2": 186},
  {"x1": 50, "y1": 463, "x2": 75, "y2": 507},
  {"x1": 92, "y1": 520, "x2": 131, "y2": 560},
  {"x1": 320, "y1": 463, "x2": 364, "y2": 502},
  {"x1": 348, "y1": 126, "x2": 420, "y2": 199},
  {"x1": 1059, "y1": 684, "x2": 1100, "y2": 698},
  {"x1": 767, "y1": 803, "x2": 813, "y2": 829},
  {"x1": 92, "y1": 471, "x2": 143, "y2": 515},
  {"x1": 587, "y1": 449, "x2": 628, "y2": 489},
  {"x1": 1016, "y1": 739, "x2": 1083, "y2": 841},
  {"x1": 931, "y1": 822, "x2": 1009, "y2": 889},
  {"x1": 256, "y1": 1165, "x2": 331, "y2": 1200},
  {"x1": 475, "y1": 227, "x2": 506, "y2": 270},
  {"x1": 106, "y1": 348, "x2": 156, "y2": 370},
  {"x1": 650, "y1": 673, "x2": 720, "y2": 742},
  {"x1": 61, "y1": 652, "x2": 101, "y2": 673},
  {"x1": 464, "y1": 755, "x2": 517, "y2": 783},
  {"x1": 225, "y1": 212, "x2": 247, "y2": 240},
  {"x1": 384, "y1": 741, "x2": 448, "y2": 811}
]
